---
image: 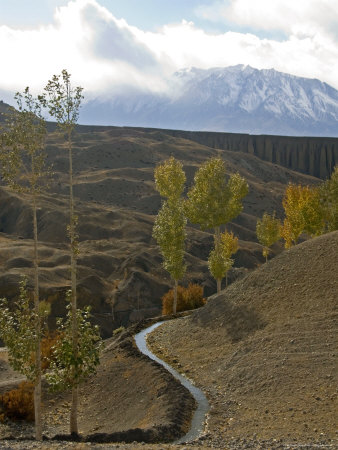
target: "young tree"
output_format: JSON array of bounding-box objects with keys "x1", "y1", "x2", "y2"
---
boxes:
[
  {"x1": 185, "y1": 157, "x2": 248, "y2": 293},
  {"x1": 208, "y1": 231, "x2": 238, "y2": 292},
  {"x1": 46, "y1": 292, "x2": 102, "y2": 399},
  {"x1": 153, "y1": 157, "x2": 187, "y2": 313},
  {"x1": 320, "y1": 165, "x2": 338, "y2": 232},
  {"x1": 256, "y1": 212, "x2": 281, "y2": 262},
  {"x1": 41, "y1": 70, "x2": 83, "y2": 434},
  {"x1": 280, "y1": 184, "x2": 325, "y2": 248},
  {"x1": 0, "y1": 280, "x2": 42, "y2": 426},
  {"x1": 0, "y1": 88, "x2": 49, "y2": 440}
]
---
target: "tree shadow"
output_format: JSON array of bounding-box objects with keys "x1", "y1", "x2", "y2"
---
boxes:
[{"x1": 192, "y1": 296, "x2": 266, "y2": 343}]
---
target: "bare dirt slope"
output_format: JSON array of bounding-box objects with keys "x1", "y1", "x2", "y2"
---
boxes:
[
  {"x1": 0, "y1": 317, "x2": 195, "y2": 444},
  {"x1": 0, "y1": 235, "x2": 336, "y2": 448},
  {"x1": 0, "y1": 125, "x2": 320, "y2": 334},
  {"x1": 148, "y1": 231, "x2": 338, "y2": 447}
]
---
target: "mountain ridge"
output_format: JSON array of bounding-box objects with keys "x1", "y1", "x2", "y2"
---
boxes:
[{"x1": 80, "y1": 65, "x2": 338, "y2": 137}]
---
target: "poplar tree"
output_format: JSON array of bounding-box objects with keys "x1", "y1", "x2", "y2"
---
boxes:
[
  {"x1": 0, "y1": 88, "x2": 49, "y2": 440},
  {"x1": 153, "y1": 157, "x2": 187, "y2": 313},
  {"x1": 185, "y1": 157, "x2": 248, "y2": 293},
  {"x1": 281, "y1": 184, "x2": 325, "y2": 248},
  {"x1": 46, "y1": 292, "x2": 102, "y2": 396},
  {"x1": 256, "y1": 212, "x2": 281, "y2": 262},
  {"x1": 208, "y1": 231, "x2": 238, "y2": 292},
  {"x1": 41, "y1": 70, "x2": 84, "y2": 435}
]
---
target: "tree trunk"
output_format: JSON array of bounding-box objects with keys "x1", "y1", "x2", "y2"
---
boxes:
[
  {"x1": 215, "y1": 226, "x2": 222, "y2": 294},
  {"x1": 226, "y1": 272, "x2": 228, "y2": 287},
  {"x1": 32, "y1": 194, "x2": 42, "y2": 441},
  {"x1": 173, "y1": 279, "x2": 178, "y2": 314},
  {"x1": 214, "y1": 226, "x2": 221, "y2": 248},
  {"x1": 69, "y1": 129, "x2": 79, "y2": 436},
  {"x1": 70, "y1": 385, "x2": 78, "y2": 436}
]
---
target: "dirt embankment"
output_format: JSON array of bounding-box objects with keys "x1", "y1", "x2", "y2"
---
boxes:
[
  {"x1": 148, "y1": 232, "x2": 338, "y2": 448},
  {"x1": 0, "y1": 315, "x2": 196, "y2": 445}
]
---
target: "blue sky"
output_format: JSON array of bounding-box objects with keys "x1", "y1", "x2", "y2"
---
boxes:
[
  {"x1": 0, "y1": 0, "x2": 337, "y2": 101},
  {"x1": 0, "y1": 0, "x2": 285, "y2": 37},
  {"x1": 0, "y1": 1, "x2": 208, "y2": 30}
]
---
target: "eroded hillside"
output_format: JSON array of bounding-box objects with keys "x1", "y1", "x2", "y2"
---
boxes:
[{"x1": 0, "y1": 124, "x2": 326, "y2": 334}]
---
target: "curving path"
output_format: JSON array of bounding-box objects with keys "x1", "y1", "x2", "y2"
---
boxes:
[{"x1": 135, "y1": 321, "x2": 209, "y2": 444}]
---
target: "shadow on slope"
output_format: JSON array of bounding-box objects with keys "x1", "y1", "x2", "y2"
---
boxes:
[{"x1": 149, "y1": 232, "x2": 338, "y2": 443}]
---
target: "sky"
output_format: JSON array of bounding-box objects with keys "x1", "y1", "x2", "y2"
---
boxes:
[{"x1": 1, "y1": 0, "x2": 338, "y2": 103}]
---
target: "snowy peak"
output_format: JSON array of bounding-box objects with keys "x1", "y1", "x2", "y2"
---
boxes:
[{"x1": 80, "y1": 66, "x2": 338, "y2": 137}]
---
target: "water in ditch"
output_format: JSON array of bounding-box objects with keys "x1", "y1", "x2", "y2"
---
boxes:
[{"x1": 134, "y1": 321, "x2": 209, "y2": 444}]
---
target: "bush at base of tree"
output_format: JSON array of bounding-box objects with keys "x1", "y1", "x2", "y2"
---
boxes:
[
  {"x1": 162, "y1": 283, "x2": 206, "y2": 315},
  {"x1": 41, "y1": 332, "x2": 62, "y2": 372},
  {"x1": 0, "y1": 381, "x2": 34, "y2": 422}
]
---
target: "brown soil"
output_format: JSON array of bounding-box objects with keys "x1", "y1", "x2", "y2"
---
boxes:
[
  {"x1": 0, "y1": 317, "x2": 195, "y2": 445},
  {"x1": 0, "y1": 235, "x2": 337, "y2": 448},
  {"x1": 147, "y1": 232, "x2": 338, "y2": 448}
]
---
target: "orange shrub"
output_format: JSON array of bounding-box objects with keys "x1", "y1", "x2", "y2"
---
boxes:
[
  {"x1": 162, "y1": 283, "x2": 206, "y2": 315},
  {"x1": 41, "y1": 331, "x2": 62, "y2": 371},
  {"x1": 0, "y1": 381, "x2": 34, "y2": 422}
]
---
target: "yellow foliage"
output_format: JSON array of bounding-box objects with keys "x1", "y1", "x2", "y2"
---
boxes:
[
  {"x1": 281, "y1": 183, "x2": 325, "y2": 247},
  {"x1": 162, "y1": 283, "x2": 206, "y2": 315}
]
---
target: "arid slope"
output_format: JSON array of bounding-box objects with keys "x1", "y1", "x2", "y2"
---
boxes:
[
  {"x1": 0, "y1": 124, "x2": 324, "y2": 334},
  {"x1": 148, "y1": 231, "x2": 338, "y2": 446}
]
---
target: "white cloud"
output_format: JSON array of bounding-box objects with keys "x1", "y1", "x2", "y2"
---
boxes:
[
  {"x1": 0, "y1": 0, "x2": 167, "y2": 98},
  {"x1": 0, "y1": 0, "x2": 338, "y2": 103},
  {"x1": 196, "y1": 0, "x2": 338, "y2": 39}
]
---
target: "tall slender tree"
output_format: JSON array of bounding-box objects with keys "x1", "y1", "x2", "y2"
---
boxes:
[
  {"x1": 185, "y1": 157, "x2": 248, "y2": 293},
  {"x1": 0, "y1": 88, "x2": 49, "y2": 440},
  {"x1": 256, "y1": 212, "x2": 281, "y2": 262},
  {"x1": 41, "y1": 70, "x2": 83, "y2": 435},
  {"x1": 153, "y1": 157, "x2": 187, "y2": 313}
]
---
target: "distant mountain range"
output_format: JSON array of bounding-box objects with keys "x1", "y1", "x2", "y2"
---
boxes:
[{"x1": 80, "y1": 65, "x2": 338, "y2": 137}]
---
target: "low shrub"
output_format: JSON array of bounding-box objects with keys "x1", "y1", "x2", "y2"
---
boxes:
[
  {"x1": 0, "y1": 381, "x2": 34, "y2": 422},
  {"x1": 41, "y1": 331, "x2": 62, "y2": 371},
  {"x1": 162, "y1": 283, "x2": 206, "y2": 315}
]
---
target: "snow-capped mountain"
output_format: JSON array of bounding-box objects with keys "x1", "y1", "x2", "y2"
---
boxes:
[{"x1": 80, "y1": 65, "x2": 338, "y2": 137}]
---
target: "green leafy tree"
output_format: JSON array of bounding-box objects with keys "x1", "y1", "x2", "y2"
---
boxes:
[
  {"x1": 46, "y1": 291, "x2": 102, "y2": 395},
  {"x1": 0, "y1": 279, "x2": 50, "y2": 431},
  {"x1": 0, "y1": 88, "x2": 49, "y2": 440},
  {"x1": 320, "y1": 165, "x2": 338, "y2": 232},
  {"x1": 185, "y1": 157, "x2": 248, "y2": 293},
  {"x1": 0, "y1": 279, "x2": 38, "y2": 379},
  {"x1": 256, "y1": 212, "x2": 281, "y2": 262},
  {"x1": 153, "y1": 157, "x2": 187, "y2": 313},
  {"x1": 208, "y1": 231, "x2": 238, "y2": 292},
  {"x1": 41, "y1": 70, "x2": 83, "y2": 435}
]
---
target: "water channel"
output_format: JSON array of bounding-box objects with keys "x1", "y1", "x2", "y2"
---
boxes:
[{"x1": 134, "y1": 321, "x2": 209, "y2": 444}]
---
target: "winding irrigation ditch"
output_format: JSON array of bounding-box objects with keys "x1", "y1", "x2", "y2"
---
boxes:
[{"x1": 135, "y1": 321, "x2": 209, "y2": 444}]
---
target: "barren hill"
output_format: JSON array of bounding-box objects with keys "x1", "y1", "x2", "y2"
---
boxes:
[
  {"x1": 0, "y1": 123, "x2": 328, "y2": 335},
  {"x1": 148, "y1": 231, "x2": 338, "y2": 446}
]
